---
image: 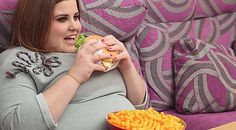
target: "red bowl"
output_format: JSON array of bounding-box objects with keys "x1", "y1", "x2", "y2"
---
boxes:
[
  {"x1": 107, "y1": 122, "x2": 124, "y2": 130},
  {"x1": 106, "y1": 113, "x2": 124, "y2": 130}
]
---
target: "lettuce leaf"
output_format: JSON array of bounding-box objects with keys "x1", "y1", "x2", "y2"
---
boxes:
[{"x1": 75, "y1": 33, "x2": 85, "y2": 49}]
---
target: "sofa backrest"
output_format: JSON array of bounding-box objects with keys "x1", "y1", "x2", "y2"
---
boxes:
[
  {"x1": 0, "y1": 0, "x2": 235, "y2": 111},
  {"x1": 133, "y1": 0, "x2": 236, "y2": 111}
]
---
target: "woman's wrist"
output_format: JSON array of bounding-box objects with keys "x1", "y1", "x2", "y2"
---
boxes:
[
  {"x1": 118, "y1": 59, "x2": 135, "y2": 74},
  {"x1": 65, "y1": 73, "x2": 81, "y2": 86}
]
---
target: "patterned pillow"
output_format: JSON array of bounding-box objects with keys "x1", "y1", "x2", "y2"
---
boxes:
[
  {"x1": 173, "y1": 37, "x2": 236, "y2": 114},
  {"x1": 195, "y1": 0, "x2": 236, "y2": 18},
  {"x1": 143, "y1": 0, "x2": 195, "y2": 23},
  {"x1": 135, "y1": 22, "x2": 175, "y2": 111},
  {"x1": 142, "y1": 0, "x2": 236, "y2": 23},
  {"x1": 233, "y1": 41, "x2": 236, "y2": 54},
  {"x1": 135, "y1": 11, "x2": 236, "y2": 111},
  {"x1": 79, "y1": 0, "x2": 147, "y2": 41},
  {"x1": 0, "y1": 0, "x2": 17, "y2": 11},
  {"x1": 0, "y1": 11, "x2": 14, "y2": 53},
  {"x1": 0, "y1": 0, "x2": 17, "y2": 52}
]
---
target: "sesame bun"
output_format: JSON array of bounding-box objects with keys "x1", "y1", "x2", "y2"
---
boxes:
[{"x1": 84, "y1": 35, "x2": 104, "y2": 43}]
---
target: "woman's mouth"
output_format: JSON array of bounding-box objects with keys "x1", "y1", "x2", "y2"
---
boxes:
[{"x1": 64, "y1": 35, "x2": 76, "y2": 45}]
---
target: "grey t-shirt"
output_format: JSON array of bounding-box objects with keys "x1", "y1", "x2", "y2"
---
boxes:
[{"x1": 0, "y1": 47, "x2": 147, "y2": 130}]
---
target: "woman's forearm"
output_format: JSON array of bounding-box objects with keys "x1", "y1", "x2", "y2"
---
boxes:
[
  {"x1": 119, "y1": 61, "x2": 146, "y2": 106},
  {"x1": 42, "y1": 74, "x2": 80, "y2": 123}
]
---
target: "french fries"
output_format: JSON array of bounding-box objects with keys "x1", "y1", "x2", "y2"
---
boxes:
[{"x1": 107, "y1": 107, "x2": 186, "y2": 130}]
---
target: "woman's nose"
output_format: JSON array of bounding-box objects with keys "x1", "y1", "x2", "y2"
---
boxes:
[{"x1": 68, "y1": 20, "x2": 78, "y2": 32}]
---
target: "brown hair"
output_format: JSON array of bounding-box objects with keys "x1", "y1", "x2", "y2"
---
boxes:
[{"x1": 11, "y1": 0, "x2": 80, "y2": 52}]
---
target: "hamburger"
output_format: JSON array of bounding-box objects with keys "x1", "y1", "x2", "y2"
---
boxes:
[{"x1": 76, "y1": 34, "x2": 118, "y2": 70}]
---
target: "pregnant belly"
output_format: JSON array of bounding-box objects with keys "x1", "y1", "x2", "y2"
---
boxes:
[{"x1": 55, "y1": 94, "x2": 135, "y2": 130}]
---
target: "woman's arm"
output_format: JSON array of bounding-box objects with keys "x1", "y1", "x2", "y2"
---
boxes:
[
  {"x1": 43, "y1": 40, "x2": 111, "y2": 123},
  {"x1": 118, "y1": 60, "x2": 146, "y2": 106},
  {"x1": 103, "y1": 35, "x2": 146, "y2": 106},
  {"x1": 42, "y1": 74, "x2": 80, "y2": 123}
]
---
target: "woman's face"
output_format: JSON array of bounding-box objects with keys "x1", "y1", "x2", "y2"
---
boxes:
[{"x1": 45, "y1": 0, "x2": 81, "y2": 53}]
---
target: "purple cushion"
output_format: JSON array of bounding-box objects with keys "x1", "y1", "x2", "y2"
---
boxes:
[
  {"x1": 134, "y1": 11, "x2": 236, "y2": 111},
  {"x1": 0, "y1": 0, "x2": 17, "y2": 11},
  {"x1": 142, "y1": 0, "x2": 236, "y2": 23},
  {"x1": 143, "y1": 0, "x2": 195, "y2": 23},
  {"x1": 165, "y1": 109, "x2": 236, "y2": 130},
  {"x1": 124, "y1": 37, "x2": 142, "y2": 74},
  {"x1": 135, "y1": 22, "x2": 175, "y2": 111},
  {"x1": 0, "y1": 0, "x2": 17, "y2": 53},
  {"x1": 80, "y1": 0, "x2": 147, "y2": 41},
  {"x1": 195, "y1": 0, "x2": 236, "y2": 18},
  {"x1": 173, "y1": 37, "x2": 236, "y2": 114},
  {"x1": 80, "y1": 0, "x2": 142, "y2": 9},
  {"x1": 233, "y1": 41, "x2": 236, "y2": 54},
  {"x1": 0, "y1": 11, "x2": 14, "y2": 53}
]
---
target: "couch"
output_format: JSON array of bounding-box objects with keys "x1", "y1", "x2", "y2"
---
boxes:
[{"x1": 0, "y1": 0, "x2": 236, "y2": 130}]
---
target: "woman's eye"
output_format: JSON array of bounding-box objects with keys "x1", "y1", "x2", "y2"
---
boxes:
[
  {"x1": 57, "y1": 17, "x2": 67, "y2": 22},
  {"x1": 74, "y1": 15, "x2": 80, "y2": 21}
]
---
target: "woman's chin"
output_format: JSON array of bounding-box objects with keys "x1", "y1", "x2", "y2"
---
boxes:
[
  {"x1": 55, "y1": 47, "x2": 77, "y2": 53},
  {"x1": 64, "y1": 47, "x2": 77, "y2": 53}
]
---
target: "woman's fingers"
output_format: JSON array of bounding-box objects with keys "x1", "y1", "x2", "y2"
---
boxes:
[
  {"x1": 93, "y1": 64, "x2": 106, "y2": 72},
  {"x1": 107, "y1": 44, "x2": 123, "y2": 52},
  {"x1": 80, "y1": 40, "x2": 107, "y2": 54},
  {"x1": 93, "y1": 53, "x2": 112, "y2": 62},
  {"x1": 113, "y1": 51, "x2": 126, "y2": 61},
  {"x1": 103, "y1": 35, "x2": 120, "y2": 45}
]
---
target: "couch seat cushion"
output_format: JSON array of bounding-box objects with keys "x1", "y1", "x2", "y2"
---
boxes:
[{"x1": 165, "y1": 109, "x2": 236, "y2": 130}]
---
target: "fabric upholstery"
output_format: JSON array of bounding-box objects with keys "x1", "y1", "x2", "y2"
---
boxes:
[
  {"x1": 0, "y1": 0, "x2": 17, "y2": 53},
  {"x1": 143, "y1": 0, "x2": 236, "y2": 23},
  {"x1": 135, "y1": 22, "x2": 174, "y2": 111},
  {"x1": 144, "y1": 0, "x2": 195, "y2": 23},
  {"x1": 0, "y1": 0, "x2": 17, "y2": 11},
  {"x1": 165, "y1": 109, "x2": 236, "y2": 130},
  {"x1": 78, "y1": 0, "x2": 147, "y2": 41},
  {"x1": 0, "y1": 11, "x2": 14, "y2": 53},
  {"x1": 134, "y1": 11, "x2": 236, "y2": 111},
  {"x1": 173, "y1": 37, "x2": 236, "y2": 114},
  {"x1": 80, "y1": 6, "x2": 147, "y2": 41},
  {"x1": 0, "y1": 0, "x2": 236, "y2": 129}
]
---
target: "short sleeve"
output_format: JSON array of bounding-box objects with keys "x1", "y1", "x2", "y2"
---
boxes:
[{"x1": 36, "y1": 94, "x2": 57, "y2": 128}]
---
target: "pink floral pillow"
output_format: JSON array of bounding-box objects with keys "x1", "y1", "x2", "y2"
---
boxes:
[{"x1": 173, "y1": 37, "x2": 236, "y2": 114}]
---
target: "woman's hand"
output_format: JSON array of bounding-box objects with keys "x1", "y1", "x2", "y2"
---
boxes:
[
  {"x1": 103, "y1": 35, "x2": 133, "y2": 73},
  {"x1": 68, "y1": 39, "x2": 112, "y2": 84}
]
